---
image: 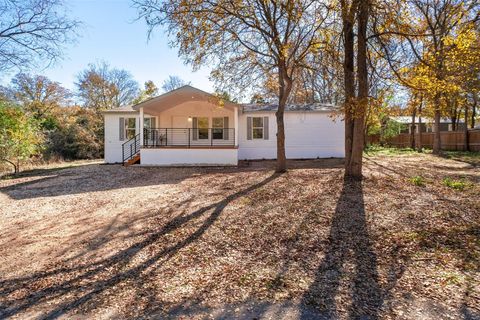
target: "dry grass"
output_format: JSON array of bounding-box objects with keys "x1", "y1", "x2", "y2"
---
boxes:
[{"x1": 0, "y1": 154, "x2": 478, "y2": 319}]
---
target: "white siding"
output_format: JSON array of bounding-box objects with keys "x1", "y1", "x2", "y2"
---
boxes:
[
  {"x1": 104, "y1": 112, "x2": 139, "y2": 163},
  {"x1": 238, "y1": 112, "x2": 344, "y2": 160},
  {"x1": 140, "y1": 148, "x2": 238, "y2": 166}
]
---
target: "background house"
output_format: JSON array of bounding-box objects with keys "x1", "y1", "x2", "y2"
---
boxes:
[{"x1": 391, "y1": 116, "x2": 467, "y2": 133}]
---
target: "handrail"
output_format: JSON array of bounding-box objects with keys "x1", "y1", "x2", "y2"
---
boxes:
[
  {"x1": 143, "y1": 128, "x2": 235, "y2": 148},
  {"x1": 121, "y1": 133, "x2": 140, "y2": 165}
]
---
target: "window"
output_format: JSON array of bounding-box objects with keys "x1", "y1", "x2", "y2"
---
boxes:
[
  {"x1": 252, "y1": 117, "x2": 264, "y2": 139},
  {"x1": 125, "y1": 118, "x2": 136, "y2": 140},
  {"x1": 144, "y1": 117, "x2": 155, "y2": 129},
  {"x1": 212, "y1": 117, "x2": 224, "y2": 139},
  {"x1": 198, "y1": 117, "x2": 209, "y2": 139}
]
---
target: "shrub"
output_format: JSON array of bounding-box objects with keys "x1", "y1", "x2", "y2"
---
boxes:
[
  {"x1": 410, "y1": 176, "x2": 426, "y2": 187},
  {"x1": 442, "y1": 178, "x2": 469, "y2": 191}
]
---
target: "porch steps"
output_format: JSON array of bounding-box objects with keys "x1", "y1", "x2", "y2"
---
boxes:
[{"x1": 125, "y1": 154, "x2": 140, "y2": 166}]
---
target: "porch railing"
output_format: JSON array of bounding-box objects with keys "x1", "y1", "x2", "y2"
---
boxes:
[
  {"x1": 122, "y1": 133, "x2": 140, "y2": 165},
  {"x1": 143, "y1": 128, "x2": 235, "y2": 148}
]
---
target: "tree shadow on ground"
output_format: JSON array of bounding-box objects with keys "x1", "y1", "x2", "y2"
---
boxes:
[
  {"x1": 1, "y1": 159, "x2": 343, "y2": 200},
  {"x1": 300, "y1": 177, "x2": 383, "y2": 319},
  {"x1": 0, "y1": 173, "x2": 280, "y2": 319}
]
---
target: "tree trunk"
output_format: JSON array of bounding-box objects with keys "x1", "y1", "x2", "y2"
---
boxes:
[
  {"x1": 433, "y1": 95, "x2": 442, "y2": 154},
  {"x1": 346, "y1": 0, "x2": 368, "y2": 178},
  {"x1": 343, "y1": 13, "x2": 356, "y2": 175},
  {"x1": 465, "y1": 106, "x2": 469, "y2": 151},
  {"x1": 275, "y1": 65, "x2": 292, "y2": 173},
  {"x1": 411, "y1": 107, "x2": 416, "y2": 149},
  {"x1": 472, "y1": 92, "x2": 477, "y2": 129},
  {"x1": 417, "y1": 97, "x2": 423, "y2": 152},
  {"x1": 2, "y1": 159, "x2": 18, "y2": 174},
  {"x1": 451, "y1": 116, "x2": 457, "y2": 131}
]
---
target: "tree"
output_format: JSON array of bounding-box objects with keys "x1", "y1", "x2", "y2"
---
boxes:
[
  {"x1": 161, "y1": 75, "x2": 190, "y2": 92},
  {"x1": 133, "y1": 80, "x2": 159, "y2": 104},
  {"x1": 0, "y1": 0, "x2": 79, "y2": 72},
  {"x1": 135, "y1": 0, "x2": 331, "y2": 173},
  {"x1": 0, "y1": 102, "x2": 43, "y2": 173},
  {"x1": 76, "y1": 62, "x2": 139, "y2": 111},
  {"x1": 374, "y1": 0, "x2": 479, "y2": 154},
  {"x1": 45, "y1": 106, "x2": 103, "y2": 160},
  {"x1": 9, "y1": 73, "x2": 71, "y2": 120}
]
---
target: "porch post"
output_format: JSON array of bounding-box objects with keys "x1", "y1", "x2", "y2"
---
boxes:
[
  {"x1": 234, "y1": 106, "x2": 239, "y2": 146},
  {"x1": 139, "y1": 107, "x2": 144, "y2": 146}
]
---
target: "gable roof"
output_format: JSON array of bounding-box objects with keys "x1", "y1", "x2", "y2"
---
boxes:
[
  {"x1": 103, "y1": 85, "x2": 239, "y2": 114},
  {"x1": 132, "y1": 85, "x2": 238, "y2": 111},
  {"x1": 242, "y1": 102, "x2": 338, "y2": 113},
  {"x1": 102, "y1": 105, "x2": 137, "y2": 113}
]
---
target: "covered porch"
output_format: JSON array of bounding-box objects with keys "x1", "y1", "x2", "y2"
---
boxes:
[{"x1": 131, "y1": 86, "x2": 239, "y2": 166}]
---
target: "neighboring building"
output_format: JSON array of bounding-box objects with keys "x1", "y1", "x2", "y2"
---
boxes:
[
  {"x1": 391, "y1": 116, "x2": 466, "y2": 134},
  {"x1": 103, "y1": 85, "x2": 344, "y2": 166}
]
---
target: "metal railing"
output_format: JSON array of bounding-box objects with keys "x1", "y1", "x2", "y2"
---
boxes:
[
  {"x1": 143, "y1": 128, "x2": 235, "y2": 148},
  {"x1": 122, "y1": 133, "x2": 140, "y2": 165}
]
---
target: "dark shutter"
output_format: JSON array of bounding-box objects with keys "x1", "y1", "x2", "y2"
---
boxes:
[
  {"x1": 192, "y1": 117, "x2": 198, "y2": 140},
  {"x1": 119, "y1": 117, "x2": 125, "y2": 141},
  {"x1": 263, "y1": 116, "x2": 269, "y2": 140},
  {"x1": 247, "y1": 117, "x2": 252, "y2": 140},
  {"x1": 224, "y1": 116, "x2": 229, "y2": 140},
  {"x1": 150, "y1": 117, "x2": 156, "y2": 128}
]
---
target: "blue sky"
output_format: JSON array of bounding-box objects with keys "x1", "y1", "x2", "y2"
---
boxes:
[{"x1": 3, "y1": 0, "x2": 214, "y2": 93}]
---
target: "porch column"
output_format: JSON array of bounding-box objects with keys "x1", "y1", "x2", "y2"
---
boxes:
[
  {"x1": 139, "y1": 107, "x2": 144, "y2": 146},
  {"x1": 234, "y1": 106, "x2": 239, "y2": 146}
]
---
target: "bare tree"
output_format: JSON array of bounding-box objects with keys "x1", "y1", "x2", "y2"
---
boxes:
[
  {"x1": 76, "y1": 62, "x2": 139, "y2": 111},
  {"x1": 0, "y1": 0, "x2": 79, "y2": 72},
  {"x1": 134, "y1": 0, "x2": 331, "y2": 172},
  {"x1": 161, "y1": 75, "x2": 190, "y2": 92}
]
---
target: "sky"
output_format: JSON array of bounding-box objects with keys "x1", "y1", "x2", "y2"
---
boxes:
[{"x1": 3, "y1": 0, "x2": 214, "y2": 93}]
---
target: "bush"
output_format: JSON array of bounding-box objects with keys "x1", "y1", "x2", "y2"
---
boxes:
[
  {"x1": 0, "y1": 103, "x2": 43, "y2": 173},
  {"x1": 44, "y1": 106, "x2": 103, "y2": 160},
  {"x1": 410, "y1": 176, "x2": 426, "y2": 187},
  {"x1": 442, "y1": 177, "x2": 469, "y2": 191}
]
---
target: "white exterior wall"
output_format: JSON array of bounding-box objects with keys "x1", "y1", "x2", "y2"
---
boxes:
[
  {"x1": 104, "y1": 108, "x2": 345, "y2": 164},
  {"x1": 140, "y1": 148, "x2": 238, "y2": 166},
  {"x1": 104, "y1": 112, "x2": 139, "y2": 163},
  {"x1": 238, "y1": 112, "x2": 345, "y2": 160}
]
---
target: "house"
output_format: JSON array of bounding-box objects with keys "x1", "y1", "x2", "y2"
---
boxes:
[
  {"x1": 391, "y1": 116, "x2": 466, "y2": 133},
  {"x1": 103, "y1": 85, "x2": 344, "y2": 166}
]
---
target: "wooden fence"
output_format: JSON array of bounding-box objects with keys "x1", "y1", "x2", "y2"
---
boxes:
[{"x1": 368, "y1": 129, "x2": 480, "y2": 152}]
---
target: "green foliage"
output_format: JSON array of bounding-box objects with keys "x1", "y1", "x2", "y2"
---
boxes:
[
  {"x1": 443, "y1": 151, "x2": 480, "y2": 167},
  {"x1": 409, "y1": 175, "x2": 426, "y2": 187},
  {"x1": 0, "y1": 102, "x2": 43, "y2": 172},
  {"x1": 364, "y1": 145, "x2": 418, "y2": 156},
  {"x1": 382, "y1": 119, "x2": 406, "y2": 140},
  {"x1": 442, "y1": 177, "x2": 470, "y2": 191}
]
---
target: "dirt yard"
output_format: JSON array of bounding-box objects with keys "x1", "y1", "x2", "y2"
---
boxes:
[{"x1": 0, "y1": 153, "x2": 479, "y2": 319}]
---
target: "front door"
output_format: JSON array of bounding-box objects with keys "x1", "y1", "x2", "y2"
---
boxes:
[{"x1": 171, "y1": 116, "x2": 189, "y2": 145}]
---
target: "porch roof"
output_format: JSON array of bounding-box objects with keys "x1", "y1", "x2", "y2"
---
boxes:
[{"x1": 132, "y1": 85, "x2": 238, "y2": 115}]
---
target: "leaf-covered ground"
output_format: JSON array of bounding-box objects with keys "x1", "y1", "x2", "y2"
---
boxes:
[{"x1": 0, "y1": 154, "x2": 478, "y2": 319}]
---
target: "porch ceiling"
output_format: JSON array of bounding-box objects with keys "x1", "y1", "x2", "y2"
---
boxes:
[{"x1": 133, "y1": 85, "x2": 238, "y2": 115}]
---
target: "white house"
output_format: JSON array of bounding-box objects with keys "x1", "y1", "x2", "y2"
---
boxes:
[{"x1": 103, "y1": 85, "x2": 344, "y2": 166}]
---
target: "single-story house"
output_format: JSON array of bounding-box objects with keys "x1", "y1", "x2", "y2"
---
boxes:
[
  {"x1": 391, "y1": 116, "x2": 466, "y2": 134},
  {"x1": 103, "y1": 85, "x2": 344, "y2": 166}
]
